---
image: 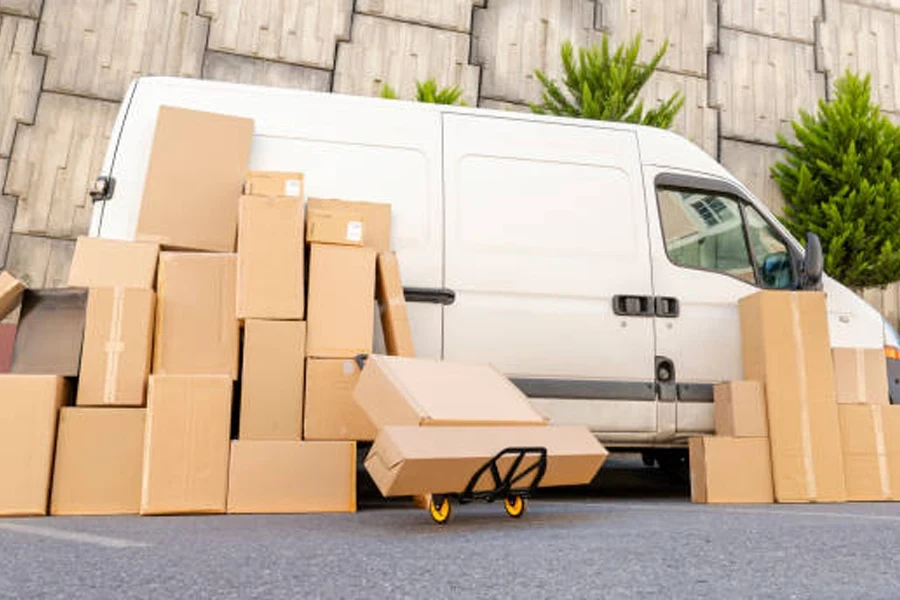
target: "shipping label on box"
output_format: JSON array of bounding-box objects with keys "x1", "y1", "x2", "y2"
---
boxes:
[
  {"x1": 308, "y1": 198, "x2": 391, "y2": 251},
  {"x1": 689, "y1": 437, "x2": 774, "y2": 504},
  {"x1": 243, "y1": 171, "x2": 304, "y2": 198},
  {"x1": 67, "y1": 237, "x2": 160, "y2": 290},
  {"x1": 713, "y1": 381, "x2": 767, "y2": 437},
  {"x1": 832, "y1": 347, "x2": 889, "y2": 405},
  {"x1": 304, "y1": 358, "x2": 376, "y2": 441}
]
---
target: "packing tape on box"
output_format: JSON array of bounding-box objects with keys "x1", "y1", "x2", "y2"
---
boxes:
[
  {"x1": 872, "y1": 405, "x2": 891, "y2": 499},
  {"x1": 856, "y1": 350, "x2": 867, "y2": 404},
  {"x1": 102, "y1": 287, "x2": 126, "y2": 404},
  {"x1": 791, "y1": 294, "x2": 818, "y2": 500}
]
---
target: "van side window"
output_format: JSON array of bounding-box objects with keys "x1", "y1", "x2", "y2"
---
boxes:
[{"x1": 743, "y1": 205, "x2": 795, "y2": 289}]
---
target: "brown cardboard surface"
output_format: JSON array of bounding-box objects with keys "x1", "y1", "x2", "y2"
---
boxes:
[
  {"x1": 0, "y1": 375, "x2": 69, "y2": 515},
  {"x1": 832, "y1": 348, "x2": 890, "y2": 405},
  {"x1": 354, "y1": 355, "x2": 547, "y2": 429},
  {"x1": 713, "y1": 381, "x2": 768, "y2": 437},
  {"x1": 306, "y1": 208, "x2": 364, "y2": 246},
  {"x1": 838, "y1": 405, "x2": 892, "y2": 501},
  {"x1": 137, "y1": 106, "x2": 253, "y2": 252},
  {"x1": 141, "y1": 375, "x2": 232, "y2": 515},
  {"x1": 365, "y1": 425, "x2": 607, "y2": 497},
  {"x1": 50, "y1": 408, "x2": 145, "y2": 515},
  {"x1": 67, "y1": 238, "x2": 160, "y2": 289},
  {"x1": 689, "y1": 437, "x2": 774, "y2": 504},
  {"x1": 243, "y1": 171, "x2": 304, "y2": 198},
  {"x1": 307, "y1": 198, "x2": 391, "y2": 251},
  {"x1": 306, "y1": 244, "x2": 376, "y2": 358},
  {"x1": 227, "y1": 440, "x2": 356, "y2": 514},
  {"x1": 0, "y1": 271, "x2": 25, "y2": 320},
  {"x1": 236, "y1": 196, "x2": 305, "y2": 319},
  {"x1": 11, "y1": 289, "x2": 88, "y2": 377},
  {"x1": 153, "y1": 253, "x2": 239, "y2": 379},
  {"x1": 884, "y1": 406, "x2": 900, "y2": 500},
  {"x1": 240, "y1": 320, "x2": 305, "y2": 440},
  {"x1": 304, "y1": 358, "x2": 376, "y2": 441},
  {"x1": 376, "y1": 252, "x2": 414, "y2": 357},
  {"x1": 0, "y1": 324, "x2": 14, "y2": 373},
  {"x1": 77, "y1": 288, "x2": 155, "y2": 407}
]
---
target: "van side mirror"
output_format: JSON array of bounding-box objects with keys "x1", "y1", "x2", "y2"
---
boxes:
[{"x1": 799, "y1": 232, "x2": 824, "y2": 290}]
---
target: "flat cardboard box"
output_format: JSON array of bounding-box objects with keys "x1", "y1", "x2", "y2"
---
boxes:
[
  {"x1": 713, "y1": 381, "x2": 768, "y2": 437},
  {"x1": 689, "y1": 437, "x2": 774, "y2": 503},
  {"x1": 0, "y1": 375, "x2": 69, "y2": 515},
  {"x1": 376, "y1": 252, "x2": 414, "y2": 357},
  {"x1": 304, "y1": 358, "x2": 376, "y2": 441},
  {"x1": 838, "y1": 405, "x2": 894, "y2": 501},
  {"x1": 240, "y1": 320, "x2": 305, "y2": 440},
  {"x1": 136, "y1": 106, "x2": 253, "y2": 252},
  {"x1": 354, "y1": 355, "x2": 547, "y2": 429},
  {"x1": 227, "y1": 440, "x2": 356, "y2": 514},
  {"x1": 740, "y1": 291, "x2": 846, "y2": 503},
  {"x1": 77, "y1": 288, "x2": 155, "y2": 407},
  {"x1": 153, "y1": 253, "x2": 239, "y2": 379},
  {"x1": 832, "y1": 347, "x2": 889, "y2": 405},
  {"x1": 0, "y1": 271, "x2": 25, "y2": 320},
  {"x1": 307, "y1": 198, "x2": 391, "y2": 251},
  {"x1": 11, "y1": 288, "x2": 87, "y2": 376},
  {"x1": 365, "y1": 425, "x2": 608, "y2": 497},
  {"x1": 243, "y1": 171, "x2": 303, "y2": 198},
  {"x1": 306, "y1": 208, "x2": 364, "y2": 246},
  {"x1": 141, "y1": 375, "x2": 232, "y2": 515},
  {"x1": 67, "y1": 237, "x2": 160, "y2": 289},
  {"x1": 50, "y1": 408, "x2": 145, "y2": 515},
  {"x1": 306, "y1": 244, "x2": 376, "y2": 358}
]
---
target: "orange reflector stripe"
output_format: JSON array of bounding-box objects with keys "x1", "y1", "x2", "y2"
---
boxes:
[{"x1": 885, "y1": 346, "x2": 900, "y2": 360}]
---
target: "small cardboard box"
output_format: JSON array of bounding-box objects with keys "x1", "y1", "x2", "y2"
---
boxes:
[
  {"x1": 67, "y1": 237, "x2": 160, "y2": 289},
  {"x1": 227, "y1": 440, "x2": 356, "y2": 514},
  {"x1": 832, "y1": 347, "x2": 889, "y2": 405},
  {"x1": 689, "y1": 437, "x2": 774, "y2": 503},
  {"x1": 306, "y1": 208, "x2": 364, "y2": 246},
  {"x1": 243, "y1": 171, "x2": 303, "y2": 198},
  {"x1": 11, "y1": 289, "x2": 88, "y2": 377},
  {"x1": 77, "y1": 288, "x2": 155, "y2": 407},
  {"x1": 236, "y1": 195, "x2": 305, "y2": 320},
  {"x1": 0, "y1": 271, "x2": 25, "y2": 320},
  {"x1": 306, "y1": 244, "x2": 376, "y2": 358},
  {"x1": 0, "y1": 375, "x2": 69, "y2": 516},
  {"x1": 376, "y1": 252, "x2": 414, "y2": 357},
  {"x1": 240, "y1": 320, "x2": 305, "y2": 440},
  {"x1": 308, "y1": 198, "x2": 391, "y2": 251},
  {"x1": 141, "y1": 375, "x2": 232, "y2": 515},
  {"x1": 304, "y1": 358, "x2": 376, "y2": 441},
  {"x1": 153, "y1": 252, "x2": 239, "y2": 379},
  {"x1": 50, "y1": 408, "x2": 145, "y2": 515},
  {"x1": 713, "y1": 381, "x2": 768, "y2": 437},
  {"x1": 838, "y1": 405, "x2": 895, "y2": 501}
]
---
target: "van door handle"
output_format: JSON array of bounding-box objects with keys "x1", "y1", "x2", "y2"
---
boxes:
[
  {"x1": 655, "y1": 296, "x2": 679, "y2": 318},
  {"x1": 612, "y1": 295, "x2": 654, "y2": 317},
  {"x1": 403, "y1": 287, "x2": 456, "y2": 306}
]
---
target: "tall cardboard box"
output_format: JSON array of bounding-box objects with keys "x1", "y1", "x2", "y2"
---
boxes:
[
  {"x1": 67, "y1": 238, "x2": 160, "y2": 289},
  {"x1": 77, "y1": 288, "x2": 155, "y2": 406},
  {"x1": 832, "y1": 347, "x2": 889, "y2": 405},
  {"x1": 141, "y1": 375, "x2": 232, "y2": 515},
  {"x1": 304, "y1": 358, "x2": 376, "y2": 441},
  {"x1": 713, "y1": 381, "x2": 768, "y2": 437},
  {"x1": 689, "y1": 437, "x2": 774, "y2": 503},
  {"x1": 153, "y1": 253, "x2": 239, "y2": 379},
  {"x1": 50, "y1": 408, "x2": 145, "y2": 515},
  {"x1": 838, "y1": 405, "x2": 894, "y2": 501},
  {"x1": 306, "y1": 245, "x2": 376, "y2": 358},
  {"x1": 376, "y1": 252, "x2": 415, "y2": 357},
  {"x1": 236, "y1": 196, "x2": 305, "y2": 320},
  {"x1": 0, "y1": 271, "x2": 25, "y2": 320},
  {"x1": 227, "y1": 441, "x2": 356, "y2": 514},
  {"x1": 739, "y1": 291, "x2": 846, "y2": 503},
  {"x1": 243, "y1": 171, "x2": 303, "y2": 198},
  {"x1": 11, "y1": 289, "x2": 88, "y2": 376},
  {"x1": 240, "y1": 320, "x2": 305, "y2": 440},
  {"x1": 308, "y1": 198, "x2": 391, "y2": 251},
  {"x1": 0, "y1": 375, "x2": 69, "y2": 516}
]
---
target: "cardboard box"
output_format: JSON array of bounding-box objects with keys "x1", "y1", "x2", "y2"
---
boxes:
[
  {"x1": 308, "y1": 198, "x2": 391, "y2": 251},
  {"x1": 306, "y1": 244, "x2": 376, "y2": 358},
  {"x1": 50, "y1": 408, "x2": 145, "y2": 515},
  {"x1": 77, "y1": 288, "x2": 155, "y2": 407},
  {"x1": 304, "y1": 358, "x2": 376, "y2": 441},
  {"x1": 136, "y1": 106, "x2": 253, "y2": 252},
  {"x1": 0, "y1": 324, "x2": 14, "y2": 373},
  {"x1": 376, "y1": 252, "x2": 414, "y2": 357},
  {"x1": 838, "y1": 405, "x2": 895, "y2": 501},
  {"x1": 832, "y1": 347, "x2": 889, "y2": 405},
  {"x1": 141, "y1": 375, "x2": 232, "y2": 515},
  {"x1": 67, "y1": 237, "x2": 160, "y2": 289},
  {"x1": 740, "y1": 291, "x2": 846, "y2": 503},
  {"x1": 713, "y1": 381, "x2": 768, "y2": 437},
  {"x1": 243, "y1": 171, "x2": 303, "y2": 198},
  {"x1": 240, "y1": 320, "x2": 305, "y2": 440},
  {"x1": 153, "y1": 253, "x2": 239, "y2": 379},
  {"x1": 227, "y1": 440, "x2": 356, "y2": 514},
  {"x1": 11, "y1": 288, "x2": 87, "y2": 376},
  {"x1": 689, "y1": 437, "x2": 774, "y2": 503},
  {"x1": 365, "y1": 425, "x2": 607, "y2": 497},
  {"x1": 236, "y1": 196, "x2": 305, "y2": 319},
  {"x1": 884, "y1": 406, "x2": 900, "y2": 498},
  {"x1": 354, "y1": 355, "x2": 547, "y2": 429},
  {"x1": 306, "y1": 208, "x2": 364, "y2": 246},
  {"x1": 0, "y1": 271, "x2": 25, "y2": 320},
  {"x1": 0, "y1": 375, "x2": 69, "y2": 515}
]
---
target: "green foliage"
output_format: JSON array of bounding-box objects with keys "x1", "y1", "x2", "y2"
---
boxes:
[
  {"x1": 772, "y1": 71, "x2": 900, "y2": 289},
  {"x1": 379, "y1": 79, "x2": 467, "y2": 105},
  {"x1": 379, "y1": 83, "x2": 399, "y2": 100},
  {"x1": 530, "y1": 34, "x2": 683, "y2": 128}
]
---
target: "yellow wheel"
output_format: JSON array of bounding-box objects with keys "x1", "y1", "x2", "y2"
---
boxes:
[
  {"x1": 503, "y1": 495, "x2": 526, "y2": 518},
  {"x1": 428, "y1": 495, "x2": 452, "y2": 524}
]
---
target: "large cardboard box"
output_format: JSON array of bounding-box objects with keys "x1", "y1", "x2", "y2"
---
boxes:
[
  {"x1": 308, "y1": 198, "x2": 391, "y2": 251},
  {"x1": 227, "y1": 440, "x2": 356, "y2": 514},
  {"x1": 67, "y1": 237, "x2": 160, "y2": 289},
  {"x1": 306, "y1": 244, "x2": 376, "y2": 358},
  {"x1": 0, "y1": 375, "x2": 69, "y2": 515},
  {"x1": 236, "y1": 195, "x2": 305, "y2": 320},
  {"x1": 713, "y1": 381, "x2": 768, "y2": 437},
  {"x1": 376, "y1": 252, "x2": 414, "y2": 357},
  {"x1": 832, "y1": 347, "x2": 889, "y2": 405},
  {"x1": 77, "y1": 288, "x2": 155, "y2": 407},
  {"x1": 243, "y1": 171, "x2": 303, "y2": 198},
  {"x1": 365, "y1": 425, "x2": 607, "y2": 497},
  {"x1": 838, "y1": 405, "x2": 895, "y2": 501},
  {"x1": 240, "y1": 320, "x2": 305, "y2": 440},
  {"x1": 153, "y1": 253, "x2": 239, "y2": 379},
  {"x1": 136, "y1": 106, "x2": 253, "y2": 252},
  {"x1": 50, "y1": 408, "x2": 145, "y2": 515},
  {"x1": 304, "y1": 358, "x2": 376, "y2": 441},
  {"x1": 740, "y1": 291, "x2": 846, "y2": 503},
  {"x1": 141, "y1": 375, "x2": 232, "y2": 515},
  {"x1": 11, "y1": 289, "x2": 87, "y2": 376},
  {"x1": 0, "y1": 270, "x2": 25, "y2": 320},
  {"x1": 689, "y1": 437, "x2": 774, "y2": 503},
  {"x1": 354, "y1": 355, "x2": 547, "y2": 429},
  {"x1": 306, "y1": 208, "x2": 364, "y2": 246}
]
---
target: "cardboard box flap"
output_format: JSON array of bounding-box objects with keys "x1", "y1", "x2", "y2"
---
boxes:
[
  {"x1": 67, "y1": 238, "x2": 160, "y2": 289},
  {"x1": 11, "y1": 289, "x2": 88, "y2": 376}
]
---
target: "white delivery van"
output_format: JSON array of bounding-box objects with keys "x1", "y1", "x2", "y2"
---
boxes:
[{"x1": 89, "y1": 76, "x2": 900, "y2": 456}]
